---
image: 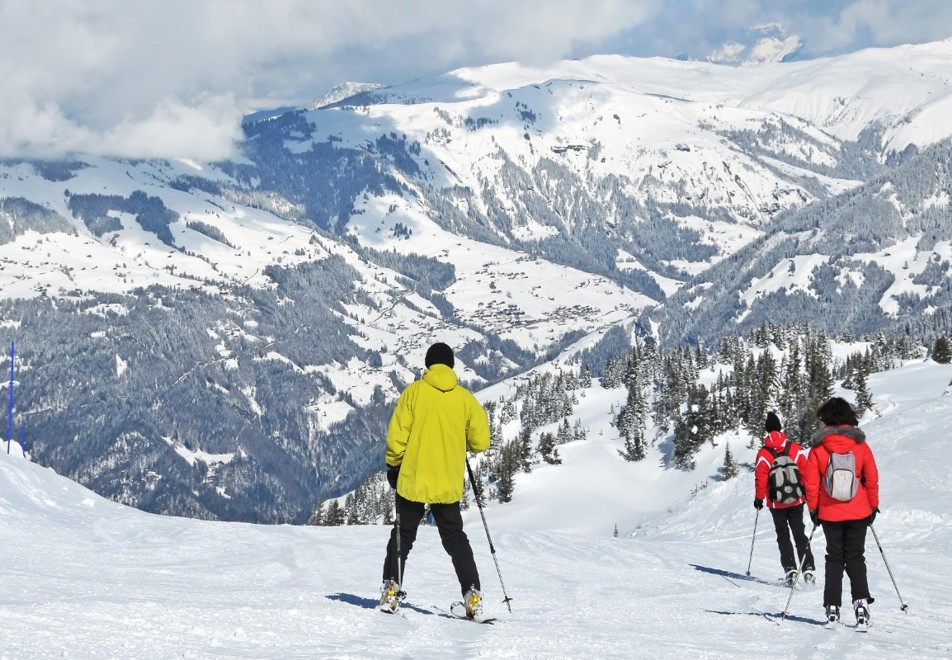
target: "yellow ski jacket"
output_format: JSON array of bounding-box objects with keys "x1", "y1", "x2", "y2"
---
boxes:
[{"x1": 385, "y1": 364, "x2": 491, "y2": 503}]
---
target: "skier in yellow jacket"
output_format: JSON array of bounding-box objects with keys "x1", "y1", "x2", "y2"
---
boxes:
[{"x1": 379, "y1": 342, "x2": 491, "y2": 618}]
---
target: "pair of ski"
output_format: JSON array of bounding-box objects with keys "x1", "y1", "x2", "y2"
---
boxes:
[
  {"x1": 826, "y1": 617, "x2": 869, "y2": 632},
  {"x1": 827, "y1": 607, "x2": 870, "y2": 632},
  {"x1": 381, "y1": 600, "x2": 496, "y2": 624},
  {"x1": 767, "y1": 613, "x2": 869, "y2": 631}
]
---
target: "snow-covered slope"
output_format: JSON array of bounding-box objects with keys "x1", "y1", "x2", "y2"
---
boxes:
[{"x1": 2, "y1": 360, "x2": 950, "y2": 657}]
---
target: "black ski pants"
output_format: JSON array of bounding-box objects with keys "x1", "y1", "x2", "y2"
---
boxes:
[
  {"x1": 382, "y1": 493, "x2": 480, "y2": 597},
  {"x1": 821, "y1": 518, "x2": 871, "y2": 608},
  {"x1": 770, "y1": 504, "x2": 815, "y2": 573}
]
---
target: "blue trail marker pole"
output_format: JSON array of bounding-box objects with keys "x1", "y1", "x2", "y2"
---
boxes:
[{"x1": 7, "y1": 340, "x2": 14, "y2": 454}]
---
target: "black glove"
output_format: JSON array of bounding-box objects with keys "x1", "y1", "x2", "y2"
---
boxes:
[
  {"x1": 869, "y1": 507, "x2": 879, "y2": 526},
  {"x1": 386, "y1": 465, "x2": 400, "y2": 490},
  {"x1": 809, "y1": 509, "x2": 819, "y2": 526},
  {"x1": 753, "y1": 498, "x2": 763, "y2": 510}
]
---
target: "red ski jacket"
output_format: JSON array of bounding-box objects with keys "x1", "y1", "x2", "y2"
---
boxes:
[
  {"x1": 803, "y1": 425, "x2": 879, "y2": 523},
  {"x1": 754, "y1": 431, "x2": 808, "y2": 509}
]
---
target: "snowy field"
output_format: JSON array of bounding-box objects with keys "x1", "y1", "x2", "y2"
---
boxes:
[{"x1": 2, "y1": 360, "x2": 951, "y2": 658}]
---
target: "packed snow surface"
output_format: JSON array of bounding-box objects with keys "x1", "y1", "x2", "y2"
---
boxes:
[{"x1": 2, "y1": 360, "x2": 951, "y2": 658}]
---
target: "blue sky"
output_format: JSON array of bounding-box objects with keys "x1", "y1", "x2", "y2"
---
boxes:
[
  {"x1": 2, "y1": 0, "x2": 951, "y2": 160},
  {"x1": 602, "y1": 0, "x2": 952, "y2": 62}
]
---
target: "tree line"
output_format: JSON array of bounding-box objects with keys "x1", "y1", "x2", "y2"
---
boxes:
[{"x1": 310, "y1": 320, "x2": 950, "y2": 525}]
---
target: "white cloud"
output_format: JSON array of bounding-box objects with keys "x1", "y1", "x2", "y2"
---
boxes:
[
  {"x1": 1, "y1": 0, "x2": 950, "y2": 161},
  {"x1": 97, "y1": 95, "x2": 245, "y2": 161},
  {"x1": 0, "y1": 1, "x2": 659, "y2": 161}
]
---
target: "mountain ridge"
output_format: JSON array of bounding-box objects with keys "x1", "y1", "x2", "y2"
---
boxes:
[{"x1": 2, "y1": 40, "x2": 952, "y2": 521}]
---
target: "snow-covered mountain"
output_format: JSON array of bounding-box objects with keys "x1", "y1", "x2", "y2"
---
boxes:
[
  {"x1": 2, "y1": 358, "x2": 950, "y2": 657},
  {"x1": 2, "y1": 40, "x2": 952, "y2": 521}
]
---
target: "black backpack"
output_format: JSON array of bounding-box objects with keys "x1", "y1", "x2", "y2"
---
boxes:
[{"x1": 767, "y1": 444, "x2": 804, "y2": 505}]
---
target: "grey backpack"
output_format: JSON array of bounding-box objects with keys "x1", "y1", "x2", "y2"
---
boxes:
[{"x1": 823, "y1": 450, "x2": 859, "y2": 501}]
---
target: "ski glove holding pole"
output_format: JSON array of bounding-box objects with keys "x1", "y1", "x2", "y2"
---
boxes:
[
  {"x1": 809, "y1": 509, "x2": 819, "y2": 525},
  {"x1": 387, "y1": 465, "x2": 400, "y2": 489},
  {"x1": 753, "y1": 498, "x2": 763, "y2": 510},
  {"x1": 868, "y1": 507, "x2": 879, "y2": 526}
]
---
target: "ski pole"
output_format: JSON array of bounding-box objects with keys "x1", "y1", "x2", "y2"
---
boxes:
[
  {"x1": 7, "y1": 340, "x2": 14, "y2": 455},
  {"x1": 780, "y1": 524, "x2": 817, "y2": 622},
  {"x1": 466, "y1": 457, "x2": 513, "y2": 612},
  {"x1": 870, "y1": 524, "x2": 908, "y2": 612},
  {"x1": 746, "y1": 509, "x2": 760, "y2": 576},
  {"x1": 395, "y1": 500, "x2": 403, "y2": 591}
]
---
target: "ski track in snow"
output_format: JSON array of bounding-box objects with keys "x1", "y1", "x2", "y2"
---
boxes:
[{"x1": 2, "y1": 361, "x2": 952, "y2": 658}]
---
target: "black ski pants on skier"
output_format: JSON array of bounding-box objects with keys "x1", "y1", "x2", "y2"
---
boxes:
[
  {"x1": 770, "y1": 504, "x2": 815, "y2": 573},
  {"x1": 821, "y1": 519, "x2": 872, "y2": 608},
  {"x1": 383, "y1": 493, "x2": 480, "y2": 597}
]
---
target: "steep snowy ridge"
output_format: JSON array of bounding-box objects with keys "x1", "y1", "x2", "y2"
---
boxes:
[{"x1": 2, "y1": 360, "x2": 951, "y2": 657}]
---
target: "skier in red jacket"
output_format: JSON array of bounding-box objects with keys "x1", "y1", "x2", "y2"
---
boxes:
[
  {"x1": 803, "y1": 397, "x2": 880, "y2": 627},
  {"x1": 754, "y1": 411, "x2": 815, "y2": 585}
]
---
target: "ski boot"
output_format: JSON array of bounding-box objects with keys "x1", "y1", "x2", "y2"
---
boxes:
[
  {"x1": 853, "y1": 599, "x2": 870, "y2": 630},
  {"x1": 783, "y1": 569, "x2": 798, "y2": 587},
  {"x1": 463, "y1": 586, "x2": 483, "y2": 620},
  {"x1": 379, "y1": 579, "x2": 404, "y2": 614},
  {"x1": 825, "y1": 604, "x2": 840, "y2": 624},
  {"x1": 803, "y1": 569, "x2": 816, "y2": 584}
]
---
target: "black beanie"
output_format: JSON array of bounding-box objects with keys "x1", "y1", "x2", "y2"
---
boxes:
[
  {"x1": 765, "y1": 411, "x2": 782, "y2": 433},
  {"x1": 424, "y1": 342, "x2": 454, "y2": 368}
]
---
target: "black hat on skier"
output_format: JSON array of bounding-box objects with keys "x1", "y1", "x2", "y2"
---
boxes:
[
  {"x1": 424, "y1": 342, "x2": 455, "y2": 369},
  {"x1": 765, "y1": 411, "x2": 782, "y2": 433}
]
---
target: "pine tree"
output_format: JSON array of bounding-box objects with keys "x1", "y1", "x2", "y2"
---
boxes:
[
  {"x1": 617, "y1": 377, "x2": 647, "y2": 461},
  {"x1": 324, "y1": 500, "x2": 345, "y2": 526},
  {"x1": 573, "y1": 418, "x2": 586, "y2": 442},
  {"x1": 601, "y1": 357, "x2": 623, "y2": 388},
  {"x1": 672, "y1": 384, "x2": 712, "y2": 469},
  {"x1": 580, "y1": 366, "x2": 592, "y2": 388},
  {"x1": 717, "y1": 333, "x2": 739, "y2": 365},
  {"x1": 720, "y1": 444, "x2": 739, "y2": 480},
  {"x1": 747, "y1": 349, "x2": 778, "y2": 437},
  {"x1": 752, "y1": 322, "x2": 770, "y2": 348},
  {"x1": 344, "y1": 491, "x2": 361, "y2": 525},
  {"x1": 306, "y1": 500, "x2": 324, "y2": 525},
  {"x1": 537, "y1": 431, "x2": 562, "y2": 464},
  {"x1": 494, "y1": 438, "x2": 522, "y2": 503},
  {"x1": 486, "y1": 402, "x2": 503, "y2": 450},
  {"x1": 805, "y1": 330, "x2": 834, "y2": 403},
  {"x1": 732, "y1": 347, "x2": 753, "y2": 431},
  {"x1": 619, "y1": 431, "x2": 646, "y2": 462},
  {"x1": 497, "y1": 463, "x2": 515, "y2": 504},
  {"x1": 854, "y1": 364, "x2": 874, "y2": 417},
  {"x1": 932, "y1": 336, "x2": 952, "y2": 364},
  {"x1": 518, "y1": 426, "x2": 533, "y2": 472}
]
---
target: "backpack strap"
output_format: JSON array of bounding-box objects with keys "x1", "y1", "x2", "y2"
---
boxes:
[{"x1": 765, "y1": 441, "x2": 790, "y2": 460}]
